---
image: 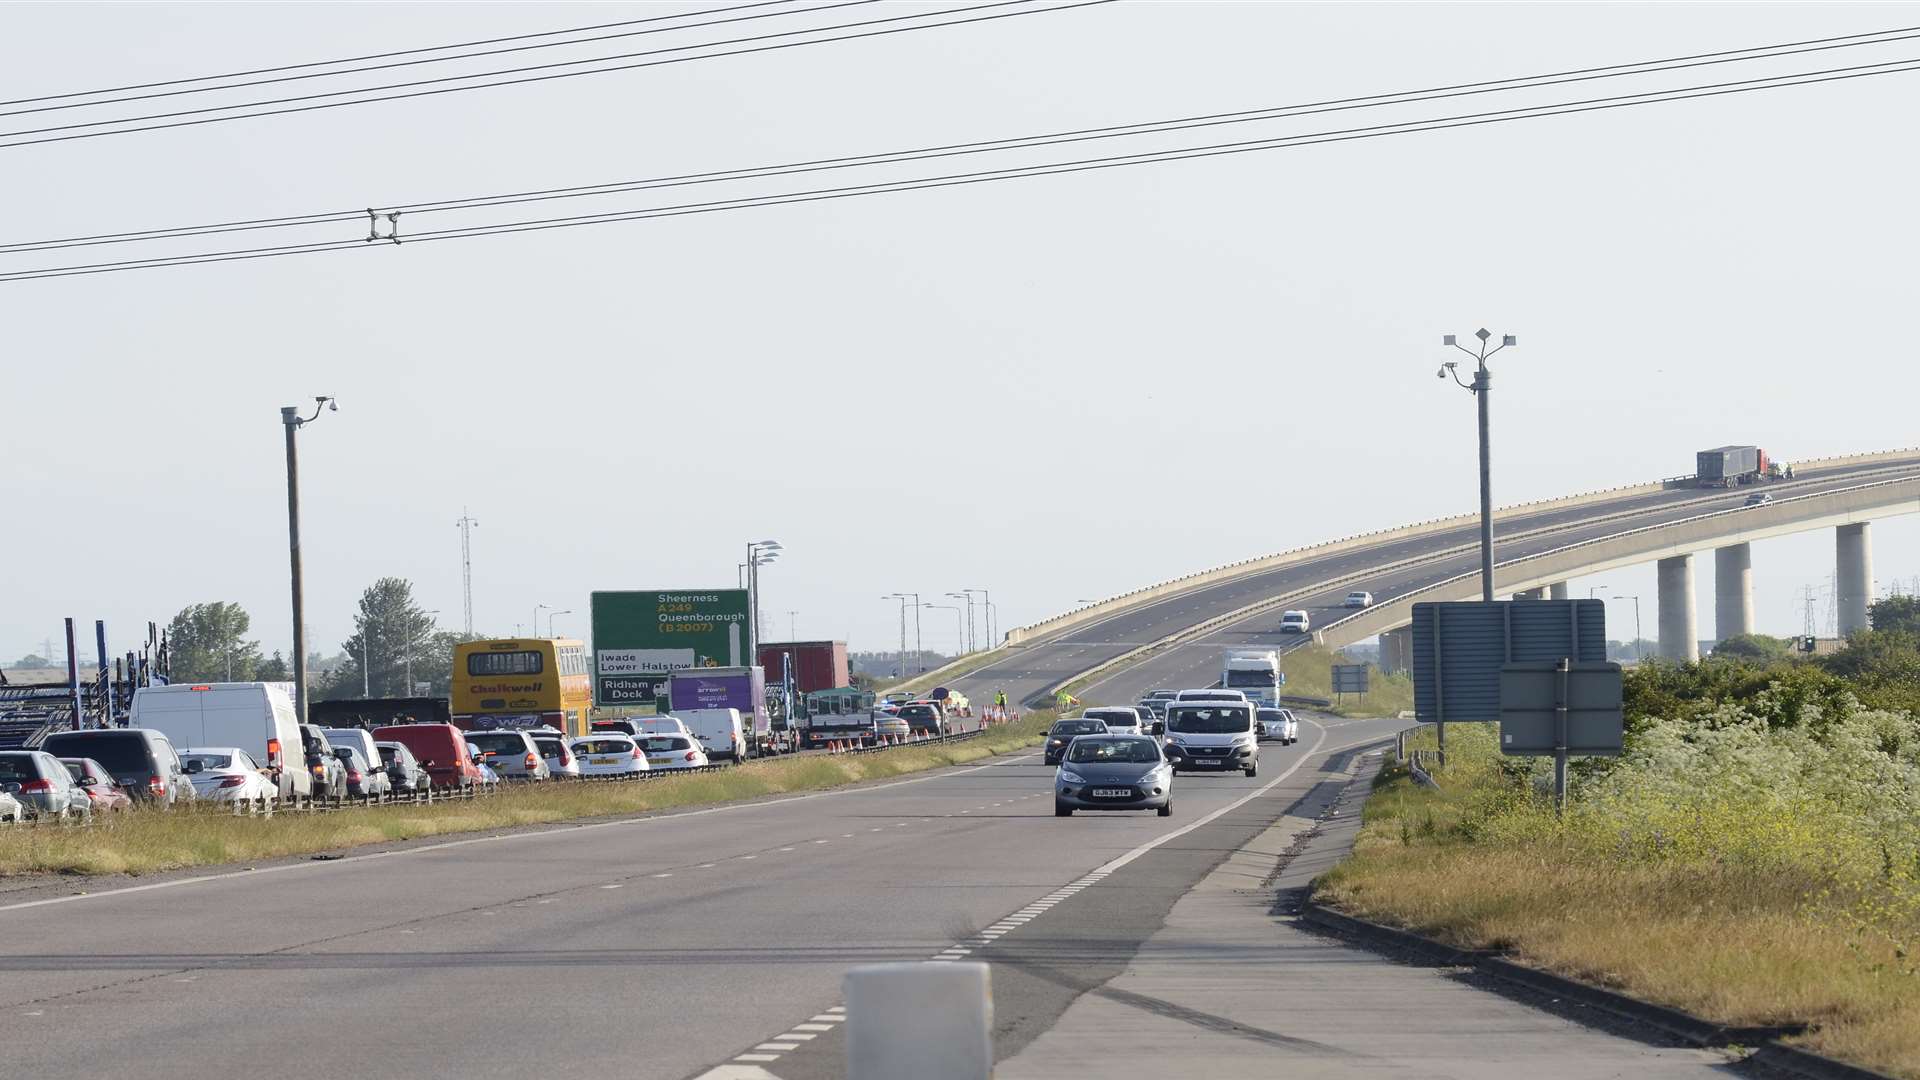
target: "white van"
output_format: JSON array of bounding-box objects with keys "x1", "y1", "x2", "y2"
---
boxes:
[
  {"x1": 1081, "y1": 706, "x2": 1145, "y2": 735},
  {"x1": 131, "y1": 683, "x2": 312, "y2": 801},
  {"x1": 679, "y1": 708, "x2": 747, "y2": 763},
  {"x1": 1162, "y1": 700, "x2": 1259, "y2": 777},
  {"x1": 1173, "y1": 688, "x2": 1249, "y2": 703}
]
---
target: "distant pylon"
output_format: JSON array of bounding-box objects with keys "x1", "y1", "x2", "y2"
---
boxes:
[{"x1": 457, "y1": 509, "x2": 480, "y2": 636}]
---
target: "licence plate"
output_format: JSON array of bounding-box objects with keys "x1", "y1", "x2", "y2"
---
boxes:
[
  {"x1": 647, "y1": 757, "x2": 673, "y2": 765},
  {"x1": 1190, "y1": 759, "x2": 1224, "y2": 767},
  {"x1": 590, "y1": 757, "x2": 619, "y2": 765},
  {"x1": 1091, "y1": 787, "x2": 1134, "y2": 798}
]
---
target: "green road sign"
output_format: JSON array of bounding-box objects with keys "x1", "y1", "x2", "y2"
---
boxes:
[{"x1": 591, "y1": 590, "x2": 753, "y2": 706}]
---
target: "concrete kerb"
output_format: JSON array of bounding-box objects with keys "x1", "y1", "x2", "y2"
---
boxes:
[
  {"x1": 1004, "y1": 448, "x2": 1920, "y2": 649},
  {"x1": 1295, "y1": 898, "x2": 1895, "y2": 1080}
]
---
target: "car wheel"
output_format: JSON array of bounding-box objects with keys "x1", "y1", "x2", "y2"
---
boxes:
[
  {"x1": 1157, "y1": 803, "x2": 1172, "y2": 817},
  {"x1": 1054, "y1": 802, "x2": 1072, "y2": 817},
  {"x1": 1244, "y1": 764, "x2": 1258, "y2": 778}
]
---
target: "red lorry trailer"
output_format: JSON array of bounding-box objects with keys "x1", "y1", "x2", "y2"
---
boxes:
[{"x1": 755, "y1": 641, "x2": 850, "y2": 695}]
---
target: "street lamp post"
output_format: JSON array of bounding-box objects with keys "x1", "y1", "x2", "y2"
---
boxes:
[
  {"x1": 963, "y1": 588, "x2": 992, "y2": 648},
  {"x1": 925, "y1": 603, "x2": 964, "y2": 659},
  {"x1": 533, "y1": 604, "x2": 549, "y2": 641},
  {"x1": 746, "y1": 540, "x2": 782, "y2": 665},
  {"x1": 1609, "y1": 595, "x2": 1644, "y2": 662},
  {"x1": 281, "y1": 396, "x2": 336, "y2": 724},
  {"x1": 1438, "y1": 329, "x2": 1517, "y2": 603},
  {"x1": 882, "y1": 595, "x2": 910, "y2": 677},
  {"x1": 946, "y1": 592, "x2": 975, "y2": 653},
  {"x1": 548, "y1": 609, "x2": 572, "y2": 638}
]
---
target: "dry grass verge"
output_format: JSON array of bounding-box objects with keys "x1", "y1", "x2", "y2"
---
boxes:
[
  {"x1": 1317, "y1": 722, "x2": 1920, "y2": 1078},
  {"x1": 0, "y1": 714, "x2": 1054, "y2": 879}
]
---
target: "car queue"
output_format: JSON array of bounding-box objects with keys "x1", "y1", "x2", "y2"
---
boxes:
[{"x1": 1046, "y1": 690, "x2": 1306, "y2": 818}]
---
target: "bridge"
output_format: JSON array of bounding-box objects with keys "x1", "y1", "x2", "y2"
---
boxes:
[{"x1": 951, "y1": 447, "x2": 1920, "y2": 708}]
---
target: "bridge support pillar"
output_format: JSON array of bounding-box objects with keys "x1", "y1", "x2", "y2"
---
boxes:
[
  {"x1": 1548, "y1": 582, "x2": 1570, "y2": 600},
  {"x1": 1837, "y1": 523, "x2": 1874, "y2": 636},
  {"x1": 1713, "y1": 543, "x2": 1754, "y2": 643},
  {"x1": 1657, "y1": 554, "x2": 1698, "y2": 662},
  {"x1": 1378, "y1": 627, "x2": 1412, "y2": 674}
]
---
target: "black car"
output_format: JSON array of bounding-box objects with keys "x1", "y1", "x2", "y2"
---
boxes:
[
  {"x1": 1043, "y1": 719, "x2": 1111, "y2": 766},
  {"x1": 39, "y1": 728, "x2": 192, "y2": 806},
  {"x1": 897, "y1": 703, "x2": 946, "y2": 737}
]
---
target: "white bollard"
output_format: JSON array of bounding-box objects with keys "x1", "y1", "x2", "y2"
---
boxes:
[{"x1": 844, "y1": 962, "x2": 992, "y2": 1080}]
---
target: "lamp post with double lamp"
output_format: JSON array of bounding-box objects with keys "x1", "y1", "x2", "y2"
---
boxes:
[
  {"x1": 946, "y1": 593, "x2": 976, "y2": 653},
  {"x1": 1437, "y1": 329, "x2": 1517, "y2": 604},
  {"x1": 533, "y1": 604, "x2": 549, "y2": 640},
  {"x1": 548, "y1": 609, "x2": 572, "y2": 638},
  {"x1": 925, "y1": 603, "x2": 964, "y2": 661},
  {"x1": 746, "y1": 540, "x2": 781, "y2": 663},
  {"x1": 885, "y1": 592, "x2": 923, "y2": 673},
  {"x1": 281, "y1": 395, "x2": 337, "y2": 723}
]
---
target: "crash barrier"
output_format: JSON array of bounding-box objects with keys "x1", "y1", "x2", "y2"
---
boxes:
[{"x1": 0, "y1": 728, "x2": 1012, "y2": 827}]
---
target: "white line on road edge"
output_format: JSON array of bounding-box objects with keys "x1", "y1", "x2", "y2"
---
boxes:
[{"x1": 0, "y1": 749, "x2": 1044, "y2": 915}]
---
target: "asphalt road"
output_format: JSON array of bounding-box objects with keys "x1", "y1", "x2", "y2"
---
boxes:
[
  {"x1": 951, "y1": 452, "x2": 1920, "y2": 709},
  {"x1": 0, "y1": 714, "x2": 1405, "y2": 1080}
]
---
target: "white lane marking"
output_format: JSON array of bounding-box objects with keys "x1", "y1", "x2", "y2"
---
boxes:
[
  {"x1": 738, "y1": 855, "x2": 757, "y2": 860},
  {"x1": 699, "y1": 862, "x2": 718, "y2": 868},
  {"x1": 808, "y1": 1014, "x2": 842, "y2": 1022},
  {"x1": 755, "y1": 1043, "x2": 799, "y2": 1051},
  {"x1": 0, "y1": 749, "x2": 1045, "y2": 915},
  {"x1": 826, "y1": 1006, "x2": 846, "y2": 1013},
  {"x1": 734, "y1": 1054, "x2": 779, "y2": 1062},
  {"x1": 792, "y1": 1022, "x2": 834, "y2": 1032},
  {"x1": 780, "y1": 1032, "x2": 818, "y2": 1041},
  {"x1": 778, "y1": 846, "x2": 795, "y2": 852},
  {"x1": 651, "y1": 873, "x2": 673, "y2": 879},
  {"x1": 599, "y1": 884, "x2": 621, "y2": 890}
]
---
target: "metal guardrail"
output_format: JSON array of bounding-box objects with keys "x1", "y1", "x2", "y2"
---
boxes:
[
  {"x1": 1314, "y1": 469, "x2": 1920, "y2": 646},
  {"x1": 0, "y1": 726, "x2": 1015, "y2": 828}
]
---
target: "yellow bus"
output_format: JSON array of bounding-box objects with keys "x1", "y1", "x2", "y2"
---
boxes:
[{"x1": 450, "y1": 638, "x2": 592, "y2": 737}]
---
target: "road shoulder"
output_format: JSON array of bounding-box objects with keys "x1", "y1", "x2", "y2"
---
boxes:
[{"x1": 996, "y1": 748, "x2": 1735, "y2": 1079}]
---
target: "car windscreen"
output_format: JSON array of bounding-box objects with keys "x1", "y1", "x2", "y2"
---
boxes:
[
  {"x1": 1167, "y1": 706, "x2": 1253, "y2": 734},
  {"x1": 1086, "y1": 712, "x2": 1137, "y2": 726},
  {"x1": 573, "y1": 740, "x2": 634, "y2": 755},
  {"x1": 0, "y1": 756, "x2": 44, "y2": 782},
  {"x1": 899, "y1": 706, "x2": 936, "y2": 720},
  {"x1": 41, "y1": 734, "x2": 150, "y2": 773},
  {"x1": 377, "y1": 746, "x2": 403, "y2": 763},
  {"x1": 533, "y1": 739, "x2": 566, "y2": 755},
  {"x1": 640, "y1": 737, "x2": 689, "y2": 752},
  {"x1": 1225, "y1": 670, "x2": 1275, "y2": 687},
  {"x1": 182, "y1": 752, "x2": 235, "y2": 770},
  {"x1": 1258, "y1": 710, "x2": 1284, "y2": 722},
  {"x1": 1066, "y1": 738, "x2": 1161, "y2": 764},
  {"x1": 466, "y1": 733, "x2": 529, "y2": 755},
  {"x1": 1052, "y1": 721, "x2": 1107, "y2": 736}
]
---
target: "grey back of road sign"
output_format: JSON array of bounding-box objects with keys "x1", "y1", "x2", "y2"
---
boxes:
[
  {"x1": 1410, "y1": 600, "x2": 1608, "y2": 724},
  {"x1": 1331, "y1": 664, "x2": 1369, "y2": 694},
  {"x1": 1498, "y1": 661, "x2": 1625, "y2": 756}
]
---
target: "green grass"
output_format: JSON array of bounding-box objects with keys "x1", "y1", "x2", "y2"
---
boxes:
[
  {"x1": 1318, "y1": 721, "x2": 1920, "y2": 1078},
  {"x1": 0, "y1": 713, "x2": 1056, "y2": 878}
]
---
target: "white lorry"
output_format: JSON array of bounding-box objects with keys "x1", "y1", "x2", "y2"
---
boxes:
[{"x1": 1220, "y1": 650, "x2": 1283, "y2": 708}]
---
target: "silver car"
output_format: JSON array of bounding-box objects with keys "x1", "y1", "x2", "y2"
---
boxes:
[
  {"x1": 0, "y1": 751, "x2": 92, "y2": 822},
  {"x1": 463, "y1": 730, "x2": 551, "y2": 781},
  {"x1": 1054, "y1": 735, "x2": 1173, "y2": 818}
]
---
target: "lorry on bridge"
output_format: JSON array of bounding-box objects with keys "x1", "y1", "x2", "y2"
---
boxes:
[{"x1": 1696, "y1": 445, "x2": 1787, "y2": 488}]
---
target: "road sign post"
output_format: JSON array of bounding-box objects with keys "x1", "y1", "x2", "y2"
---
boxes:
[
  {"x1": 1331, "y1": 663, "x2": 1369, "y2": 706},
  {"x1": 1497, "y1": 658, "x2": 1624, "y2": 811},
  {"x1": 1411, "y1": 599, "x2": 1609, "y2": 770}
]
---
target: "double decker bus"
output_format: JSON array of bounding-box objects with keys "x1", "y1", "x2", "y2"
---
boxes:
[{"x1": 451, "y1": 638, "x2": 592, "y2": 736}]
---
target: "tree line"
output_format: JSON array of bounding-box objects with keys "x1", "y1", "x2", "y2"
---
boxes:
[{"x1": 159, "y1": 577, "x2": 478, "y2": 699}]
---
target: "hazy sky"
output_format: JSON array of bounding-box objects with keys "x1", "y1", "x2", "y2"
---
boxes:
[{"x1": 5, "y1": 1, "x2": 1916, "y2": 664}]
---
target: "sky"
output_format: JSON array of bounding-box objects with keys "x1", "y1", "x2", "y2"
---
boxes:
[{"x1": 4, "y1": 1, "x2": 1917, "y2": 665}]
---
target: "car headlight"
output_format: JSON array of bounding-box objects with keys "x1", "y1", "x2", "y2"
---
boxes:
[{"x1": 1058, "y1": 770, "x2": 1087, "y2": 785}]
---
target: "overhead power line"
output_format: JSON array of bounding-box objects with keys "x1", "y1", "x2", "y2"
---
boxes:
[
  {"x1": 0, "y1": 0, "x2": 806, "y2": 108},
  {"x1": 5, "y1": 22, "x2": 1915, "y2": 256},
  {"x1": 6, "y1": 50, "x2": 1917, "y2": 283},
  {"x1": 0, "y1": 0, "x2": 1115, "y2": 148},
  {"x1": 0, "y1": 1, "x2": 879, "y2": 118}
]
